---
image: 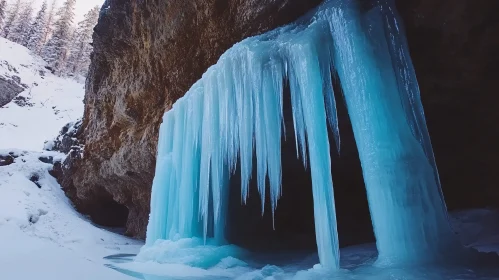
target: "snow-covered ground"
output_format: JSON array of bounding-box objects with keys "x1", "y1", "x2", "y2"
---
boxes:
[
  {"x1": 0, "y1": 37, "x2": 142, "y2": 279},
  {"x1": 104, "y1": 210, "x2": 499, "y2": 280},
  {"x1": 0, "y1": 150, "x2": 143, "y2": 279}
]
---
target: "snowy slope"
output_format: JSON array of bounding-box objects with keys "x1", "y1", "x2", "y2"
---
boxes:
[
  {"x1": 0, "y1": 150, "x2": 143, "y2": 279},
  {"x1": 0, "y1": 38, "x2": 142, "y2": 279},
  {"x1": 0, "y1": 37, "x2": 83, "y2": 150}
]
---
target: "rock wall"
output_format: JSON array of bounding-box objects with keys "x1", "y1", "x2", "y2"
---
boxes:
[{"x1": 58, "y1": 0, "x2": 499, "y2": 239}]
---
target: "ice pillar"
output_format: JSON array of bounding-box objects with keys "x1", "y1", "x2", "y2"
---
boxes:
[{"x1": 328, "y1": 1, "x2": 460, "y2": 266}]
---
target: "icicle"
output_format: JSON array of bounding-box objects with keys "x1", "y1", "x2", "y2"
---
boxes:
[
  {"x1": 286, "y1": 23, "x2": 340, "y2": 268},
  {"x1": 234, "y1": 48, "x2": 254, "y2": 204},
  {"x1": 264, "y1": 57, "x2": 284, "y2": 217},
  {"x1": 287, "y1": 58, "x2": 308, "y2": 168},
  {"x1": 145, "y1": 113, "x2": 174, "y2": 244},
  {"x1": 199, "y1": 76, "x2": 213, "y2": 241},
  {"x1": 251, "y1": 53, "x2": 268, "y2": 215}
]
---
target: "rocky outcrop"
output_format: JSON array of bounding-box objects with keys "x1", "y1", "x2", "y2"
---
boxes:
[
  {"x1": 48, "y1": 120, "x2": 129, "y2": 227},
  {"x1": 0, "y1": 75, "x2": 26, "y2": 107},
  {"x1": 46, "y1": 120, "x2": 83, "y2": 154},
  {"x1": 0, "y1": 152, "x2": 16, "y2": 166},
  {"x1": 59, "y1": 0, "x2": 499, "y2": 240}
]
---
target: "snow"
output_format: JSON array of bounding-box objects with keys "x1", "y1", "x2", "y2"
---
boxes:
[
  {"x1": 0, "y1": 151, "x2": 143, "y2": 280},
  {"x1": 0, "y1": 38, "x2": 142, "y2": 279},
  {"x1": 0, "y1": 37, "x2": 84, "y2": 150}
]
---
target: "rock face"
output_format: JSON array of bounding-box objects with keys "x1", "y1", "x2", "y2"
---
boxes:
[
  {"x1": 59, "y1": 0, "x2": 499, "y2": 240},
  {"x1": 0, "y1": 75, "x2": 26, "y2": 107}
]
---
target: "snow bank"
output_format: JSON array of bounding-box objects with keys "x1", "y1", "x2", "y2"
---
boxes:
[{"x1": 0, "y1": 150, "x2": 142, "y2": 279}]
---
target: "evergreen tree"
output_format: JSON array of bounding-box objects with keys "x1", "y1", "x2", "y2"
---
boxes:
[
  {"x1": 10, "y1": 1, "x2": 35, "y2": 46},
  {"x1": 0, "y1": 0, "x2": 7, "y2": 32},
  {"x1": 41, "y1": 0, "x2": 56, "y2": 45},
  {"x1": 27, "y1": 0, "x2": 47, "y2": 53},
  {"x1": 42, "y1": 0, "x2": 75, "y2": 75},
  {"x1": 2, "y1": 0, "x2": 22, "y2": 38},
  {"x1": 67, "y1": 6, "x2": 99, "y2": 76}
]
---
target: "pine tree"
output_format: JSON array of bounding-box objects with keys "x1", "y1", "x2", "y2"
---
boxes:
[
  {"x1": 41, "y1": 0, "x2": 57, "y2": 45},
  {"x1": 2, "y1": 0, "x2": 22, "y2": 38},
  {"x1": 10, "y1": 1, "x2": 35, "y2": 46},
  {"x1": 42, "y1": 0, "x2": 76, "y2": 75},
  {"x1": 0, "y1": 0, "x2": 7, "y2": 32},
  {"x1": 27, "y1": 0, "x2": 47, "y2": 53},
  {"x1": 66, "y1": 6, "x2": 99, "y2": 76}
]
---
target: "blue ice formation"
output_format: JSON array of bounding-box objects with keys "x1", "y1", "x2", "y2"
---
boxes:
[{"x1": 142, "y1": 0, "x2": 460, "y2": 270}]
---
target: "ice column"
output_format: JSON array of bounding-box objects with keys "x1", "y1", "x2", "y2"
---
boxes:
[{"x1": 327, "y1": 1, "x2": 460, "y2": 266}]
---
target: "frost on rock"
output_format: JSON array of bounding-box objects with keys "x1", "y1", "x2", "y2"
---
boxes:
[
  {"x1": 45, "y1": 119, "x2": 83, "y2": 155},
  {"x1": 142, "y1": 0, "x2": 461, "y2": 269}
]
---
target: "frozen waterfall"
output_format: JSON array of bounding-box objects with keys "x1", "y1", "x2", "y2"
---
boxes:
[{"x1": 142, "y1": 0, "x2": 461, "y2": 269}]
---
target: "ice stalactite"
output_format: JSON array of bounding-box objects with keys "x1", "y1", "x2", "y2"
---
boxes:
[{"x1": 143, "y1": 0, "x2": 461, "y2": 269}]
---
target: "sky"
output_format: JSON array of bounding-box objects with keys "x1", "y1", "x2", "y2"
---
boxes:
[{"x1": 31, "y1": 0, "x2": 105, "y2": 22}]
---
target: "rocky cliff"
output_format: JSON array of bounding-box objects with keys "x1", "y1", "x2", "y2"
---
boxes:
[{"x1": 58, "y1": 0, "x2": 499, "y2": 240}]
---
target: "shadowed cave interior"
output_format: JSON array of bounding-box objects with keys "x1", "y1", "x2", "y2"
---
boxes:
[{"x1": 226, "y1": 83, "x2": 375, "y2": 253}]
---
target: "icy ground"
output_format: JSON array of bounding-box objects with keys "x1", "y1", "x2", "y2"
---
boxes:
[
  {"x1": 0, "y1": 38, "x2": 142, "y2": 279},
  {"x1": 105, "y1": 210, "x2": 499, "y2": 280}
]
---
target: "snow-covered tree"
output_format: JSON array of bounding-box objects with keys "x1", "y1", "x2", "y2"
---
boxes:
[
  {"x1": 0, "y1": 0, "x2": 7, "y2": 32},
  {"x1": 26, "y1": 1, "x2": 47, "y2": 53},
  {"x1": 42, "y1": 0, "x2": 75, "y2": 75},
  {"x1": 66, "y1": 6, "x2": 99, "y2": 76},
  {"x1": 2, "y1": 0, "x2": 22, "y2": 38},
  {"x1": 9, "y1": 1, "x2": 35, "y2": 46},
  {"x1": 41, "y1": 0, "x2": 57, "y2": 45}
]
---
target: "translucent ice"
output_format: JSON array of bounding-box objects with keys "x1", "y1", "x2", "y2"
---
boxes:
[{"x1": 143, "y1": 0, "x2": 461, "y2": 269}]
